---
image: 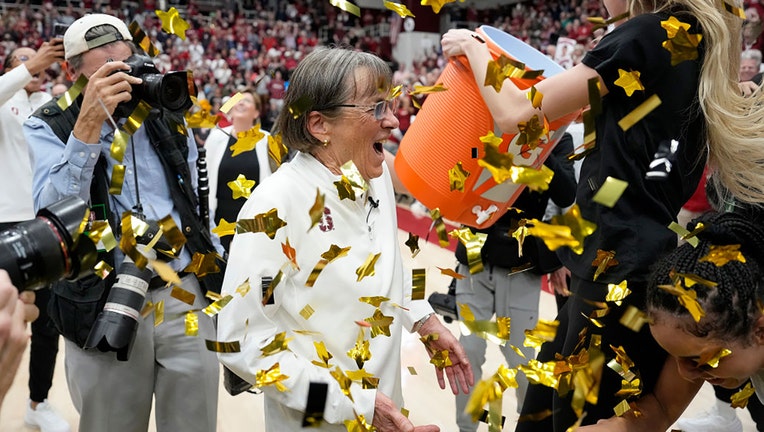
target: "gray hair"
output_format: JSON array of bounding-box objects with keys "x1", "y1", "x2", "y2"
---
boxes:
[
  {"x1": 67, "y1": 24, "x2": 139, "y2": 72},
  {"x1": 275, "y1": 46, "x2": 393, "y2": 153},
  {"x1": 742, "y1": 49, "x2": 763, "y2": 66}
]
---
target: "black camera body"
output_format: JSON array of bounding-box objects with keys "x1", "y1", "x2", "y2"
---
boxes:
[
  {"x1": 427, "y1": 277, "x2": 458, "y2": 323},
  {"x1": 114, "y1": 54, "x2": 195, "y2": 119}
]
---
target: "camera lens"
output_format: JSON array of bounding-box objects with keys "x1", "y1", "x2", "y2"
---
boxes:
[{"x1": 160, "y1": 72, "x2": 193, "y2": 113}]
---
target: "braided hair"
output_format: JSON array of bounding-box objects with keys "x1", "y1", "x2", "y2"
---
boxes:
[{"x1": 646, "y1": 211, "x2": 764, "y2": 344}]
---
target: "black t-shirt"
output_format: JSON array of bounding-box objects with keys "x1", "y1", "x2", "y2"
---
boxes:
[{"x1": 558, "y1": 11, "x2": 707, "y2": 283}]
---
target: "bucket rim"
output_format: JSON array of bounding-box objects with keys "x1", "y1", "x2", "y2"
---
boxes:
[{"x1": 477, "y1": 25, "x2": 565, "y2": 77}]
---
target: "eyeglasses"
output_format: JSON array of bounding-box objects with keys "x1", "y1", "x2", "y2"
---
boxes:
[
  {"x1": 324, "y1": 98, "x2": 399, "y2": 120},
  {"x1": 15, "y1": 55, "x2": 30, "y2": 62}
]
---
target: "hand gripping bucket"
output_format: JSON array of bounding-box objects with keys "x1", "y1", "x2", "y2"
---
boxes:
[{"x1": 395, "y1": 26, "x2": 578, "y2": 229}]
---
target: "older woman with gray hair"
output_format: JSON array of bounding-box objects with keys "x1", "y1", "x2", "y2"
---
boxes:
[{"x1": 217, "y1": 46, "x2": 473, "y2": 431}]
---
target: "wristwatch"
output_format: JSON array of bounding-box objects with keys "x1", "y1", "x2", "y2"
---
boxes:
[{"x1": 412, "y1": 312, "x2": 435, "y2": 333}]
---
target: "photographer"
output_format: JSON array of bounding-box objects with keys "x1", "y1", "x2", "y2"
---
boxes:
[
  {"x1": 23, "y1": 15, "x2": 223, "y2": 432},
  {"x1": 0, "y1": 270, "x2": 39, "y2": 410}
]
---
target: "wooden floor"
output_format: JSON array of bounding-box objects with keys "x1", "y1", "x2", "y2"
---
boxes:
[{"x1": 1, "y1": 218, "x2": 758, "y2": 431}]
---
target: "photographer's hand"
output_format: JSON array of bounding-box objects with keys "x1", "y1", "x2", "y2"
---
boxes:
[
  {"x1": 73, "y1": 60, "x2": 142, "y2": 143},
  {"x1": 0, "y1": 270, "x2": 38, "y2": 408}
]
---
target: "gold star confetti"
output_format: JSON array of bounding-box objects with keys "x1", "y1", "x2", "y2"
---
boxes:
[
  {"x1": 334, "y1": 176, "x2": 357, "y2": 201},
  {"x1": 363, "y1": 309, "x2": 395, "y2": 338},
  {"x1": 340, "y1": 160, "x2": 368, "y2": 192},
  {"x1": 347, "y1": 327, "x2": 372, "y2": 368},
  {"x1": 478, "y1": 131, "x2": 514, "y2": 184},
  {"x1": 312, "y1": 341, "x2": 333, "y2": 368},
  {"x1": 256, "y1": 362, "x2": 289, "y2": 392},
  {"x1": 592, "y1": 250, "x2": 619, "y2": 281},
  {"x1": 523, "y1": 319, "x2": 559, "y2": 350},
  {"x1": 661, "y1": 16, "x2": 702, "y2": 66},
  {"x1": 551, "y1": 204, "x2": 597, "y2": 255},
  {"x1": 615, "y1": 379, "x2": 642, "y2": 398},
  {"x1": 355, "y1": 253, "x2": 381, "y2": 282},
  {"x1": 228, "y1": 174, "x2": 256, "y2": 200},
  {"x1": 329, "y1": 0, "x2": 360, "y2": 16},
  {"x1": 516, "y1": 114, "x2": 549, "y2": 150},
  {"x1": 346, "y1": 369, "x2": 379, "y2": 389},
  {"x1": 185, "y1": 106, "x2": 219, "y2": 129},
  {"x1": 330, "y1": 366, "x2": 355, "y2": 401},
  {"x1": 614, "y1": 69, "x2": 644, "y2": 97},
  {"x1": 268, "y1": 133, "x2": 288, "y2": 168},
  {"x1": 449, "y1": 161, "x2": 471, "y2": 192},
  {"x1": 430, "y1": 349, "x2": 453, "y2": 369},
  {"x1": 236, "y1": 208, "x2": 287, "y2": 239},
  {"x1": 450, "y1": 227, "x2": 488, "y2": 274},
  {"x1": 282, "y1": 239, "x2": 299, "y2": 269},
  {"x1": 344, "y1": 412, "x2": 374, "y2": 432},
  {"x1": 183, "y1": 251, "x2": 220, "y2": 278},
  {"x1": 520, "y1": 219, "x2": 579, "y2": 253},
  {"x1": 697, "y1": 348, "x2": 732, "y2": 369},
  {"x1": 606, "y1": 280, "x2": 631, "y2": 306},
  {"x1": 359, "y1": 296, "x2": 389, "y2": 307},
  {"x1": 260, "y1": 332, "x2": 293, "y2": 357},
  {"x1": 155, "y1": 7, "x2": 189, "y2": 40},
  {"x1": 510, "y1": 164, "x2": 554, "y2": 192},
  {"x1": 699, "y1": 244, "x2": 746, "y2": 267},
  {"x1": 404, "y1": 232, "x2": 420, "y2": 257},
  {"x1": 229, "y1": 124, "x2": 265, "y2": 157},
  {"x1": 212, "y1": 218, "x2": 236, "y2": 237},
  {"x1": 658, "y1": 279, "x2": 705, "y2": 322},
  {"x1": 384, "y1": 0, "x2": 415, "y2": 18},
  {"x1": 731, "y1": 382, "x2": 756, "y2": 408},
  {"x1": 234, "y1": 279, "x2": 251, "y2": 297},
  {"x1": 308, "y1": 188, "x2": 325, "y2": 232}
]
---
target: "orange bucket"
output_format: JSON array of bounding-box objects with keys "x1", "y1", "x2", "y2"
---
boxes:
[{"x1": 395, "y1": 25, "x2": 578, "y2": 229}]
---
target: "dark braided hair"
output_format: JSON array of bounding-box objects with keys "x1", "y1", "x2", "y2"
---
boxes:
[{"x1": 646, "y1": 211, "x2": 764, "y2": 344}]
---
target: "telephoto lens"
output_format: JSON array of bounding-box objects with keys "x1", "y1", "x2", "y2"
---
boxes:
[
  {"x1": 84, "y1": 246, "x2": 154, "y2": 361},
  {"x1": 0, "y1": 196, "x2": 96, "y2": 291}
]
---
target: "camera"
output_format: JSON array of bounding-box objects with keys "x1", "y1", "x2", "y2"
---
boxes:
[
  {"x1": 85, "y1": 219, "x2": 172, "y2": 361},
  {"x1": 0, "y1": 196, "x2": 96, "y2": 292},
  {"x1": 427, "y1": 277, "x2": 458, "y2": 323},
  {"x1": 114, "y1": 53, "x2": 195, "y2": 118},
  {"x1": 53, "y1": 22, "x2": 69, "y2": 38}
]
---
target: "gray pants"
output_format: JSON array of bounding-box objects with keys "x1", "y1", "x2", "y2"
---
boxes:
[
  {"x1": 454, "y1": 265, "x2": 541, "y2": 432},
  {"x1": 64, "y1": 275, "x2": 220, "y2": 432}
]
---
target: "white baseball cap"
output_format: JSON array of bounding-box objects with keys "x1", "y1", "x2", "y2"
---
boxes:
[{"x1": 64, "y1": 14, "x2": 132, "y2": 60}]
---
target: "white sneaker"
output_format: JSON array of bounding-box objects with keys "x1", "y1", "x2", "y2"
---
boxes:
[
  {"x1": 24, "y1": 399, "x2": 71, "y2": 432},
  {"x1": 674, "y1": 398, "x2": 743, "y2": 432}
]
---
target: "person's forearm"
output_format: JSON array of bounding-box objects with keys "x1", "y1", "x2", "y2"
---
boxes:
[{"x1": 0, "y1": 66, "x2": 32, "y2": 106}]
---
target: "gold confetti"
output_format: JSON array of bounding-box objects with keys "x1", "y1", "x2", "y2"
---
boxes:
[
  {"x1": 619, "y1": 305, "x2": 651, "y2": 332},
  {"x1": 267, "y1": 133, "x2": 288, "y2": 168},
  {"x1": 615, "y1": 378, "x2": 642, "y2": 397},
  {"x1": 618, "y1": 94, "x2": 662, "y2": 131},
  {"x1": 518, "y1": 409, "x2": 553, "y2": 422},
  {"x1": 202, "y1": 294, "x2": 233, "y2": 317},
  {"x1": 614, "y1": 69, "x2": 644, "y2": 96},
  {"x1": 526, "y1": 86, "x2": 543, "y2": 109},
  {"x1": 122, "y1": 100, "x2": 152, "y2": 135},
  {"x1": 287, "y1": 95, "x2": 313, "y2": 119},
  {"x1": 185, "y1": 310, "x2": 199, "y2": 336},
  {"x1": 609, "y1": 345, "x2": 636, "y2": 380},
  {"x1": 437, "y1": 267, "x2": 465, "y2": 279},
  {"x1": 110, "y1": 130, "x2": 128, "y2": 162},
  {"x1": 329, "y1": 0, "x2": 360, "y2": 17},
  {"x1": 312, "y1": 341, "x2": 333, "y2": 368},
  {"x1": 408, "y1": 82, "x2": 448, "y2": 95},
  {"x1": 171, "y1": 285, "x2": 196, "y2": 305},
  {"x1": 405, "y1": 232, "x2": 420, "y2": 257},
  {"x1": 520, "y1": 219, "x2": 579, "y2": 253},
  {"x1": 731, "y1": 382, "x2": 756, "y2": 408},
  {"x1": 154, "y1": 300, "x2": 165, "y2": 326},
  {"x1": 86, "y1": 220, "x2": 116, "y2": 252},
  {"x1": 355, "y1": 253, "x2": 381, "y2": 282},
  {"x1": 359, "y1": 296, "x2": 389, "y2": 308},
  {"x1": 128, "y1": 21, "x2": 160, "y2": 56},
  {"x1": 93, "y1": 260, "x2": 113, "y2": 279},
  {"x1": 155, "y1": 7, "x2": 189, "y2": 39},
  {"x1": 592, "y1": 250, "x2": 619, "y2": 281},
  {"x1": 334, "y1": 176, "x2": 357, "y2": 201},
  {"x1": 450, "y1": 227, "x2": 488, "y2": 274},
  {"x1": 219, "y1": 92, "x2": 245, "y2": 115},
  {"x1": 347, "y1": 327, "x2": 372, "y2": 368},
  {"x1": 510, "y1": 164, "x2": 554, "y2": 192},
  {"x1": 699, "y1": 244, "x2": 746, "y2": 267},
  {"x1": 661, "y1": 16, "x2": 703, "y2": 66},
  {"x1": 109, "y1": 164, "x2": 126, "y2": 195},
  {"x1": 282, "y1": 239, "x2": 299, "y2": 269},
  {"x1": 228, "y1": 174, "x2": 256, "y2": 200},
  {"x1": 236, "y1": 208, "x2": 287, "y2": 239},
  {"x1": 212, "y1": 218, "x2": 237, "y2": 237},
  {"x1": 516, "y1": 114, "x2": 549, "y2": 151},
  {"x1": 668, "y1": 222, "x2": 700, "y2": 247},
  {"x1": 592, "y1": 176, "x2": 628, "y2": 208},
  {"x1": 340, "y1": 160, "x2": 368, "y2": 192},
  {"x1": 430, "y1": 208, "x2": 450, "y2": 248},
  {"x1": 183, "y1": 251, "x2": 220, "y2": 278},
  {"x1": 330, "y1": 366, "x2": 355, "y2": 401},
  {"x1": 205, "y1": 340, "x2": 241, "y2": 353},
  {"x1": 478, "y1": 131, "x2": 515, "y2": 184},
  {"x1": 658, "y1": 279, "x2": 705, "y2": 322},
  {"x1": 156, "y1": 215, "x2": 186, "y2": 258},
  {"x1": 344, "y1": 412, "x2": 374, "y2": 432},
  {"x1": 523, "y1": 319, "x2": 559, "y2": 349},
  {"x1": 141, "y1": 301, "x2": 155, "y2": 318},
  {"x1": 299, "y1": 304, "x2": 315, "y2": 320},
  {"x1": 697, "y1": 347, "x2": 732, "y2": 369},
  {"x1": 119, "y1": 213, "x2": 148, "y2": 269},
  {"x1": 308, "y1": 188, "x2": 326, "y2": 232},
  {"x1": 678, "y1": 272, "x2": 718, "y2": 288},
  {"x1": 605, "y1": 280, "x2": 631, "y2": 306},
  {"x1": 587, "y1": 11, "x2": 630, "y2": 30},
  {"x1": 551, "y1": 204, "x2": 598, "y2": 255},
  {"x1": 261, "y1": 332, "x2": 293, "y2": 357},
  {"x1": 363, "y1": 309, "x2": 394, "y2": 338},
  {"x1": 57, "y1": 75, "x2": 87, "y2": 111},
  {"x1": 230, "y1": 124, "x2": 266, "y2": 157},
  {"x1": 384, "y1": 0, "x2": 415, "y2": 18},
  {"x1": 346, "y1": 369, "x2": 379, "y2": 389},
  {"x1": 256, "y1": 362, "x2": 289, "y2": 392},
  {"x1": 614, "y1": 399, "x2": 632, "y2": 417},
  {"x1": 306, "y1": 244, "x2": 351, "y2": 287},
  {"x1": 722, "y1": 0, "x2": 747, "y2": 19},
  {"x1": 185, "y1": 107, "x2": 219, "y2": 129},
  {"x1": 412, "y1": 268, "x2": 426, "y2": 301},
  {"x1": 449, "y1": 161, "x2": 471, "y2": 192},
  {"x1": 262, "y1": 271, "x2": 282, "y2": 306},
  {"x1": 430, "y1": 349, "x2": 452, "y2": 369},
  {"x1": 408, "y1": 366, "x2": 417, "y2": 375}
]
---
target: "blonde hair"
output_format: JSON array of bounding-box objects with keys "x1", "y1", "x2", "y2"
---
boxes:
[{"x1": 633, "y1": 0, "x2": 764, "y2": 204}]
